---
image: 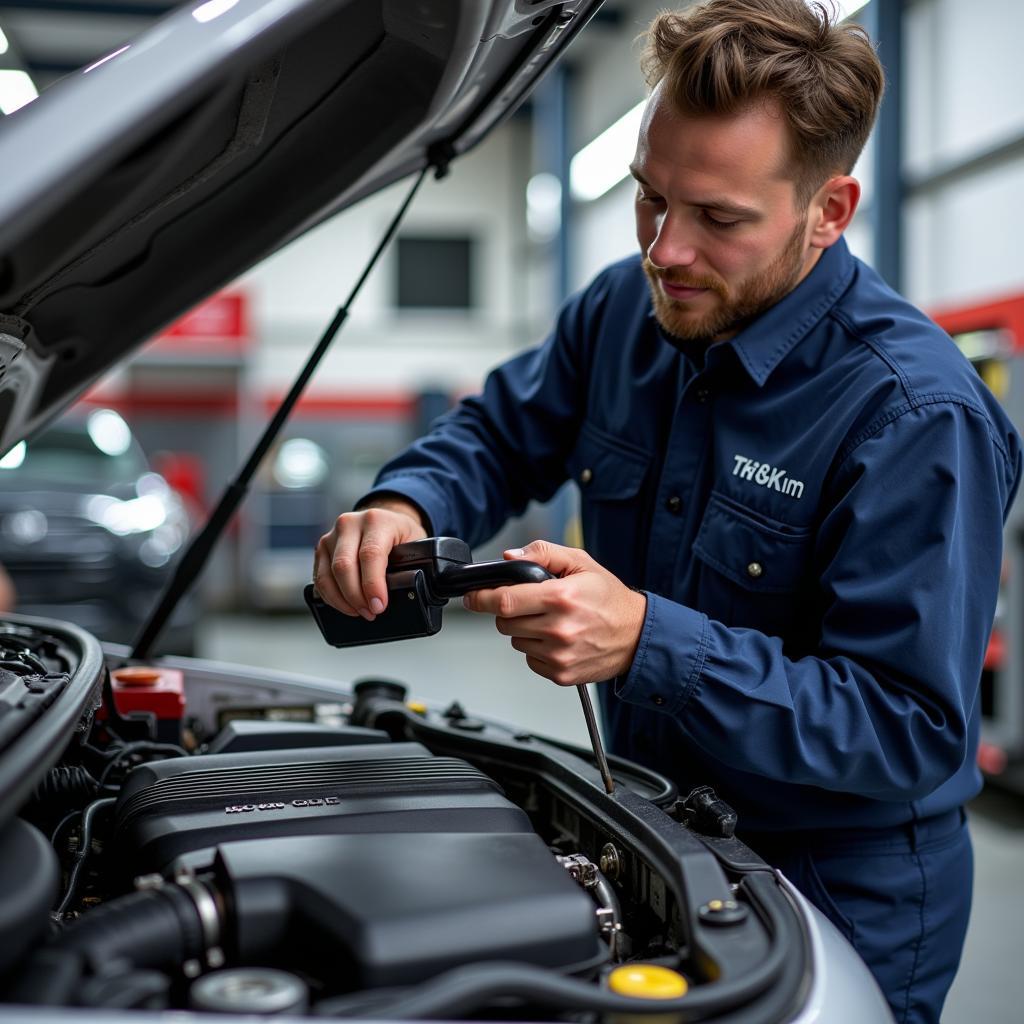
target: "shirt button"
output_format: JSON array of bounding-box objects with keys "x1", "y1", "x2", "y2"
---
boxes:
[
  {"x1": 746, "y1": 561, "x2": 764, "y2": 579},
  {"x1": 580, "y1": 468, "x2": 593, "y2": 485},
  {"x1": 652, "y1": 695, "x2": 665, "y2": 706},
  {"x1": 665, "y1": 495, "x2": 682, "y2": 515},
  {"x1": 696, "y1": 387, "x2": 711, "y2": 403}
]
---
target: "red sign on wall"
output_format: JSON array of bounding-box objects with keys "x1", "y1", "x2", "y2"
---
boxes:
[
  {"x1": 931, "y1": 292, "x2": 1024, "y2": 352},
  {"x1": 150, "y1": 290, "x2": 250, "y2": 353}
]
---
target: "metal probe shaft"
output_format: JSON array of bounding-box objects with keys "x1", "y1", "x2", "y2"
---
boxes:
[{"x1": 576, "y1": 685, "x2": 615, "y2": 794}]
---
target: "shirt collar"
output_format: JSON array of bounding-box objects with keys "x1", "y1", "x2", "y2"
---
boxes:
[
  {"x1": 649, "y1": 236, "x2": 856, "y2": 387},
  {"x1": 728, "y1": 236, "x2": 855, "y2": 386}
]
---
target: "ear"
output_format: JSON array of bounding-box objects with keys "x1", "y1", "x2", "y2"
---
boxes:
[{"x1": 808, "y1": 175, "x2": 860, "y2": 249}]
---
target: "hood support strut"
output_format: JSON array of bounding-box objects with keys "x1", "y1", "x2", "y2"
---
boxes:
[{"x1": 131, "y1": 160, "x2": 437, "y2": 659}]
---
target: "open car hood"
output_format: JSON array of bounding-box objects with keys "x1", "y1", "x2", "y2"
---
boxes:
[{"x1": 0, "y1": 0, "x2": 598, "y2": 452}]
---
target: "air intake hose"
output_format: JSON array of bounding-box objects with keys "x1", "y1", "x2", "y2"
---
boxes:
[
  {"x1": 54, "y1": 885, "x2": 208, "y2": 969},
  {"x1": 12, "y1": 883, "x2": 215, "y2": 1005}
]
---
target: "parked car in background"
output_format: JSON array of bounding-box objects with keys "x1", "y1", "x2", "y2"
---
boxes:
[{"x1": 0, "y1": 407, "x2": 197, "y2": 653}]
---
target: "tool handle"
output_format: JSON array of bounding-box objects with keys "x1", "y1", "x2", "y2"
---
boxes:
[{"x1": 434, "y1": 559, "x2": 553, "y2": 597}]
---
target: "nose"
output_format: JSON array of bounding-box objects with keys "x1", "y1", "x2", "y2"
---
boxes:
[{"x1": 646, "y1": 211, "x2": 697, "y2": 270}]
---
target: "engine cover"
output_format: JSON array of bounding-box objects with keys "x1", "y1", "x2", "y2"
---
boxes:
[
  {"x1": 114, "y1": 743, "x2": 532, "y2": 871},
  {"x1": 113, "y1": 741, "x2": 604, "y2": 986}
]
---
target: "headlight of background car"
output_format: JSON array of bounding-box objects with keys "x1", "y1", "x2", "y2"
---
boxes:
[{"x1": 81, "y1": 472, "x2": 190, "y2": 568}]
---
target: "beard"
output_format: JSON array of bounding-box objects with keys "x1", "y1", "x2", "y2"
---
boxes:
[{"x1": 642, "y1": 218, "x2": 808, "y2": 345}]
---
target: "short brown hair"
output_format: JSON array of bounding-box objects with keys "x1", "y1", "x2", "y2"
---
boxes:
[{"x1": 642, "y1": 0, "x2": 884, "y2": 202}]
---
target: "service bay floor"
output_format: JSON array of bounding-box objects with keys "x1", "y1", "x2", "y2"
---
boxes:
[{"x1": 197, "y1": 609, "x2": 1023, "y2": 1024}]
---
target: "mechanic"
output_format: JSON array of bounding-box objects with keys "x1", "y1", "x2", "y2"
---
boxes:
[{"x1": 312, "y1": 2, "x2": 1021, "y2": 1020}]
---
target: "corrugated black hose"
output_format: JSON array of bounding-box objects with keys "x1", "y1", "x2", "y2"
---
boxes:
[
  {"x1": 54, "y1": 885, "x2": 206, "y2": 968},
  {"x1": 13, "y1": 885, "x2": 209, "y2": 1006}
]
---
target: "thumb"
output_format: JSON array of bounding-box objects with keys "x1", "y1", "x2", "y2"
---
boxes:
[{"x1": 505, "y1": 539, "x2": 593, "y2": 577}]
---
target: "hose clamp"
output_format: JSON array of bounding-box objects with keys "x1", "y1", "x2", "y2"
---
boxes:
[{"x1": 174, "y1": 870, "x2": 225, "y2": 972}]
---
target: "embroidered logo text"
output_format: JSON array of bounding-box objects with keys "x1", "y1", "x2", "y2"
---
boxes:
[{"x1": 731, "y1": 454, "x2": 804, "y2": 499}]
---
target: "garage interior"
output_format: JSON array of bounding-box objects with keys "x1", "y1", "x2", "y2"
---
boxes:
[{"x1": 0, "y1": 1, "x2": 1021, "y2": 1020}]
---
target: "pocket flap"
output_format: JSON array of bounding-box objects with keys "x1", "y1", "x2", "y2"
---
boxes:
[
  {"x1": 567, "y1": 425, "x2": 649, "y2": 501},
  {"x1": 693, "y1": 493, "x2": 810, "y2": 593}
]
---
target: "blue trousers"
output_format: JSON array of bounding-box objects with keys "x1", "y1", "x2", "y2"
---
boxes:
[{"x1": 743, "y1": 809, "x2": 971, "y2": 1024}]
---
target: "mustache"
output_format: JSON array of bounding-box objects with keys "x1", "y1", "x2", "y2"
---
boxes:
[{"x1": 642, "y1": 258, "x2": 727, "y2": 297}]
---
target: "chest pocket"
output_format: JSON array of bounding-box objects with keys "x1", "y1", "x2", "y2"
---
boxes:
[
  {"x1": 692, "y1": 491, "x2": 814, "y2": 640},
  {"x1": 566, "y1": 423, "x2": 650, "y2": 585}
]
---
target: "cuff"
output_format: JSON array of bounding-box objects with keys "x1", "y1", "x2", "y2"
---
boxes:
[
  {"x1": 615, "y1": 591, "x2": 709, "y2": 716},
  {"x1": 357, "y1": 473, "x2": 452, "y2": 537}
]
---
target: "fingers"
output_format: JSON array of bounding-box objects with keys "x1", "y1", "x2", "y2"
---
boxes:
[
  {"x1": 504, "y1": 539, "x2": 595, "y2": 578},
  {"x1": 313, "y1": 532, "x2": 356, "y2": 614},
  {"x1": 327, "y1": 514, "x2": 374, "y2": 619},
  {"x1": 494, "y1": 613, "x2": 549, "y2": 640},
  {"x1": 477, "y1": 545, "x2": 645, "y2": 686},
  {"x1": 354, "y1": 515, "x2": 399, "y2": 616},
  {"x1": 507, "y1": 621, "x2": 583, "y2": 686},
  {"x1": 315, "y1": 506, "x2": 426, "y2": 618},
  {"x1": 523, "y1": 653, "x2": 579, "y2": 687},
  {"x1": 462, "y1": 581, "x2": 554, "y2": 618}
]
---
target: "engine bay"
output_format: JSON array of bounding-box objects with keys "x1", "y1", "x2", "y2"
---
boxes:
[{"x1": 0, "y1": 615, "x2": 810, "y2": 1020}]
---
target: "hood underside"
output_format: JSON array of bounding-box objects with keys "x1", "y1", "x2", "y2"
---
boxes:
[{"x1": 0, "y1": 0, "x2": 598, "y2": 452}]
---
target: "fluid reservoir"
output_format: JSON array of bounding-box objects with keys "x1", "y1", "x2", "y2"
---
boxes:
[
  {"x1": 607, "y1": 964, "x2": 688, "y2": 1024},
  {"x1": 100, "y1": 666, "x2": 185, "y2": 744}
]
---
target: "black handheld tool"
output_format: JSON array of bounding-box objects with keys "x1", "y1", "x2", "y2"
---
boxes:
[
  {"x1": 304, "y1": 537, "x2": 551, "y2": 646},
  {"x1": 305, "y1": 536, "x2": 616, "y2": 793}
]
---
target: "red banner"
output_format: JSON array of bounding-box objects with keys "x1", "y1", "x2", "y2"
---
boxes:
[{"x1": 150, "y1": 290, "x2": 250, "y2": 352}]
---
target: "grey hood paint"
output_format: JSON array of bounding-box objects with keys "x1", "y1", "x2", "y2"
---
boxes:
[{"x1": 0, "y1": 0, "x2": 598, "y2": 452}]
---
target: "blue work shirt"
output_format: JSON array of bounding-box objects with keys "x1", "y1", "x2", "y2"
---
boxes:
[{"x1": 368, "y1": 237, "x2": 1021, "y2": 832}]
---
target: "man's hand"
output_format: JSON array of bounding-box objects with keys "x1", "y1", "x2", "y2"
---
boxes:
[
  {"x1": 462, "y1": 540, "x2": 647, "y2": 685},
  {"x1": 313, "y1": 497, "x2": 427, "y2": 620}
]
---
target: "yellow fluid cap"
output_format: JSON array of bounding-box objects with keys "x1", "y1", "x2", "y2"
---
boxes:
[
  {"x1": 607, "y1": 965, "x2": 688, "y2": 999},
  {"x1": 406, "y1": 701, "x2": 428, "y2": 716}
]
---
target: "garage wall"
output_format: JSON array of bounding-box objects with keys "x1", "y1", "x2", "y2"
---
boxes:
[
  {"x1": 238, "y1": 120, "x2": 536, "y2": 399},
  {"x1": 904, "y1": 0, "x2": 1024, "y2": 173},
  {"x1": 903, "y1": 0, "x2": 1024, "y2": 309}
]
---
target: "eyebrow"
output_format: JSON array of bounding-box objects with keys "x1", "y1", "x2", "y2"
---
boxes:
[{"x1": 628, "y1": 167, "x2": 762, "y2": 220}]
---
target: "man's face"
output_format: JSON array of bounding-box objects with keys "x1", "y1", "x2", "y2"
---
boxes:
[{"x1": 632, "y1": 85, "x2": 820, "y2": 344}]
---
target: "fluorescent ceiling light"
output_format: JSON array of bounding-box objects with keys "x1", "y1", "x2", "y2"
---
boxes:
[
  {"x1": 570, "y1": 99, "x2": 645, "y2": 203},
  {"x1": 0, "y1": 26, "x2": 9, "y2": 56},
  {"x1": 0, "y1": 70, "x2": 37, "y2": 115},
  {"x1": 835, "y1": 0, "x2": 871, "y2": 19},
  {"x1": 0, "y1": 442, "x2": 25, "y2": 470}
]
